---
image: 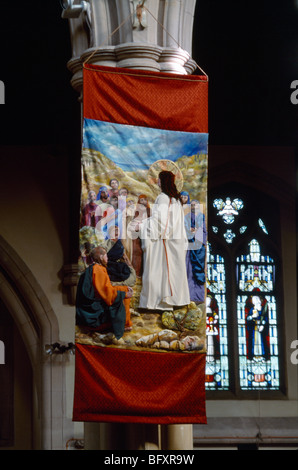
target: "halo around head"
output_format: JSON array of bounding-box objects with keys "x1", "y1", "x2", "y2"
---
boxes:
[{"x1": 147, "y1": 159, "x2": 184, "y2": 192}]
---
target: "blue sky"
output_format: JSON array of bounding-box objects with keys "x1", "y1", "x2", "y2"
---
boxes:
[{"x1": 83, "y1": 118, "x2": 208, "y2": 171}]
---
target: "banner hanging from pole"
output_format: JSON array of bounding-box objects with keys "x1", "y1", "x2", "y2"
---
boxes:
[{"x1": 73, "y1": 64, "x2": 208, "y2": 424}]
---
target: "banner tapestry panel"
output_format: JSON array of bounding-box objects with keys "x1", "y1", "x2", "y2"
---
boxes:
[{"x1": 74, "y1": 65, "x2": 208, "y2": 424}]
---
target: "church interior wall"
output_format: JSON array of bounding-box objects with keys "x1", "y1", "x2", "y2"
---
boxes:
[
  {"x1": 0, "y1": 144, "x2": 79, "y2": 449},
  {"x1": 0, "y1": 145, "x2": 75, "y2": 340}
]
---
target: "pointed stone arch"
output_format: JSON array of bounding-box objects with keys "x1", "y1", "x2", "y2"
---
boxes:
[{"x1": 0, "y1": 235, "x2": 60, "y2": 449}]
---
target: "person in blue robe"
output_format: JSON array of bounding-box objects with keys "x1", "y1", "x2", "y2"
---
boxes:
[{"x1": 184, "y1": 199, "x2": 207, "y2": 302}]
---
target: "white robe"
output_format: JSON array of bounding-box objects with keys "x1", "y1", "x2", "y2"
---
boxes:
[{"x1": 139, "y1": 192, "x2": 190, "y2": 310}]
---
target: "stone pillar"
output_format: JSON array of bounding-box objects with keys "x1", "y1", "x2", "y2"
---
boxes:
[
  {"x1": 161, "y1": 424, "x2": 193, "y2": 450},
  {"x1": 62, "y1": 0, "x2": 198, "y2": 452},
  {"x1": 84, "y1": 423, "x2": 160, "y2": 450},
  {"x1": 63, "y1": 0, "x2": 198, "y2": 98}
]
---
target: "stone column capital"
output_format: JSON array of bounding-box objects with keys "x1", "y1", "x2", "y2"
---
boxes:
[{"x1": 63, "y1": 0, "x2": 198, "y2": 94}]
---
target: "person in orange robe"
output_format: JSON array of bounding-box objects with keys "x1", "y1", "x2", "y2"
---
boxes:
[{"x1": 91, "y1": 246, "x2": 133, "y2": 330}]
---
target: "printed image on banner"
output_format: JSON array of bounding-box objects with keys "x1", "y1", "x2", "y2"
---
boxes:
[
  {"x1": 77, "y1": 123, "x2": 208, "y2": 354},
  {"x1": 76, "y1": 69, "x2": 208, "y2": 356}
]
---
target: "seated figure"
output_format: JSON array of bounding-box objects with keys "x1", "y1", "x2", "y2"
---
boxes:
[{"x1": 76, "y1": 246, "x2": 133, "y2": 338}]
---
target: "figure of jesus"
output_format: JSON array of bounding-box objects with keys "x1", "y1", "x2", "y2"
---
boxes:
[{"x1": 135, "y1": 170, "x2": 190, "y2": 310}]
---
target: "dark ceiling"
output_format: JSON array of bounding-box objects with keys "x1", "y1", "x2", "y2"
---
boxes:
[
  {"x1": 0, "y1": 0, "x2": 298, "y2": 150},
  {"x1": 193, "y1": 0, "x2": 298, "y2": 148}
]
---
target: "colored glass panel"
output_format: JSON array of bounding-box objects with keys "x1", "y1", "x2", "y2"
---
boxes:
[
  {"x1": 206, "y1": 243, "x2": 229, "y2": 390},
  {"x1": 236, "y1": 240, "x2": 280, "y2": 390}
]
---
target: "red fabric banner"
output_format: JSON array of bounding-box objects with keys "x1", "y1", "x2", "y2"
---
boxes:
[
  {"x1": 73, "y1": 64, "x2": 208, "y2": 424},
  {"x1": 83, "y1": 64, "x2": 208, "y2": 133},
  {"x1": 73, "y1": 343, "x2": 206, "y2": 424}
]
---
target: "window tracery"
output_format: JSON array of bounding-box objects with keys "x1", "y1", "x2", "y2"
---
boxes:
[{"x1": 206, "y1": 192, "x2": 281, "y2": 393}]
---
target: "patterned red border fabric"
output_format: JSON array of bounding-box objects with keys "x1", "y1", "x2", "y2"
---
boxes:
[
  {"x1": 73, "y1": 343, "x2": 206, "y2": 424},
  {"x1": 83, "y1": 64, "x2": 208, "y2": 133}
]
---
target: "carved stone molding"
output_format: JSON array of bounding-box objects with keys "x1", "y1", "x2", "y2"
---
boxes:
[
  {"x1": 68, "y1": 42, "x2": 196, "y2": 94},
  {"x1": 63, "y1": 0, "x2": 198, "y2": 95},
  {"x1": 62, "y1": 263, "x2": 80, "y2": 305}
]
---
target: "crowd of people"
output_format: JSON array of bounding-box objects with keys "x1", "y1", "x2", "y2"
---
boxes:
[{"x1": 76, "y1": 172, "x2": 207, "y2": 338}]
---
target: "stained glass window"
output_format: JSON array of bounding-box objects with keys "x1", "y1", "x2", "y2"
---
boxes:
[
  {"x1": 206, "y1": 191, "x2": 282, "y2": 394},
  {"x1": 213, "y1": 197, "x2": 244, "y2": 224},
  {"x1": 223, "y1": 229, "x2": 236, "y2": 244},
  {"x1": 205, "y1": 243, "x2": 229, "y2": 390},
  {"x1": 236, "y1": 240, "x2": 279, "y2": 390},
  {"x1": 258, "y1": 218, "x2": 268, "y2": 234}
]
